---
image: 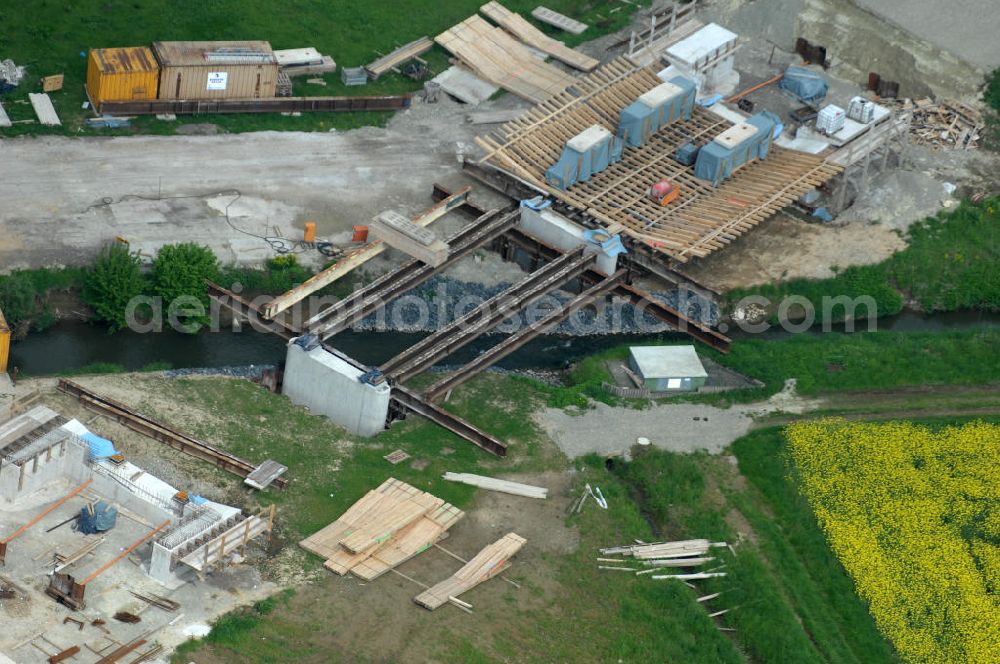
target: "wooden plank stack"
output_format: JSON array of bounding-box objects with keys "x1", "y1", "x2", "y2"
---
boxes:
[
  {"x1": 414, "y1": 532, "x2": 526, "y2": 609},
  {"x1": 365, "y1": 37, "x2": 434, "y2": 80},
  {"x1": 893, "y1": 97, "x2": 983, "y2": 150},
  {"x1": 475, "y1": 57, "x2": 843, "y2": 262},
  {"x1": 481, "y1": 2, "x2": 598, "y2": 72},
  {"x1": 299, "y1": 478, "x2": 464, "y2": 579},
  {"x1": 442, "y1": 472, "x2": 548, "y2": 499},
  {"x1": 435, "y1": 15, "x2": 577, "y2": 103}
]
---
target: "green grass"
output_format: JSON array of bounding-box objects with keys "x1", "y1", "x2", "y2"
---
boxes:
[
  {"x1": 728, "y1": 197, "x2": 1000, "y2": 323},
  {"x1": 612, "y1": 445, "x2": 896, "y2": 663},
  {"x1": 0, "y1": 0, "x2": 648, "y2": 136},
  {"x1": 526, "y1": 327, "x2": 1000, "y2": 408}
]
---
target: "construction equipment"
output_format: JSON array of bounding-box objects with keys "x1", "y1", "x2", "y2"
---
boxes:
[{"x1": 648, "y1": 180, "x2": 680, "y2": 206}]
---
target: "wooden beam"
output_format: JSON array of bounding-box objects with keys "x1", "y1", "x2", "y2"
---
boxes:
[{"x1": 261, "y1": 186, "x2": 471, "y2": 319}]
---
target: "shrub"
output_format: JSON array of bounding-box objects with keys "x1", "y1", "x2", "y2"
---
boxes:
[
  {"x1": 83, "y1": 243, "x2": 146, "y2": 332},
  {"x1": 0, "y1": 272, "x2": 37, "y2": 326},
  {"x1": 152, "y1": 243, "x2": 218, "y2": 332}
]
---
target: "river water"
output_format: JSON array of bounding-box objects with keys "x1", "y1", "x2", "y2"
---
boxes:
[{"x1": 9, "y1": 309, "x2": 999, "y2": 376}]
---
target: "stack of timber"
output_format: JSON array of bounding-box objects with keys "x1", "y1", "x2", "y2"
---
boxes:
[
  {"x1": 891, "y1": 97, "x2": 983, "y2": 150},
  {"x1": 299, "y1": 478, "x2": 464, "y2": 579},
  {"x1": 475, "y1": 57, "x2": 842, "y2": 262},
  {"x1": 414, "y1": 532, "x2": 526, "y2": 609},
  {"x1": 442, "y1": 472, "x2": 548, "y2": 499},
  {"x1": 436, "y1": 15, "x2": 577, "y2": 103},
  {"x1": 481, "y1": 2, "x2": 598, "y2": 72},
  {"x1": 599, "y1": 538, "x2": 729, "y2": 579},
  {"x1": 531, "y1": 6, "x2": 588, "y2": 35},
  {"x1": 275, "y1": 48, "x2": 337, "y2": 77},
  {"x1": 365, "y1": 37, "x2": 434, "y2": 80}
]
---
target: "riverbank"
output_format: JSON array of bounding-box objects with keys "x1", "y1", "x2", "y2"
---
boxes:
[{"x1": 725, "y1": 196, "x2": 1000, "y2": 326}]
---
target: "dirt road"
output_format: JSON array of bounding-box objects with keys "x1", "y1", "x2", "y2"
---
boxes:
[{"x1": 0, "y1": 97, "x2": 507, "y2": 269}]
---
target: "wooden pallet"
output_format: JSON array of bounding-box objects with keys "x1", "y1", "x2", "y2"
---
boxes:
[
  {"x1": 350, "y1": 503, "x2": 465, "y2": 580},
  {"x1": 365, "y1": 37, "x2": 434, "y2": 79},
  {"x1": 414, "y1": 532, "x2": 526, "y2": 610},
  {"x1": 481, "y1": 2, "x2": 597, "y2": 72},
  {"x1": 436, "y1": 15, "x2": 577, "y2": 103},
  {"x1": 531, "y1": 6, "x2": 588, "y2": 35},
  {"x1": 475, "y1": 58, "x2": 842, "y2": 261}
]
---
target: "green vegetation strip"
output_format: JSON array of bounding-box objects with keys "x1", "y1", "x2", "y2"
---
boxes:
[{"x1": 728, "y1": 197, "x2": 1000, "y2": 323}]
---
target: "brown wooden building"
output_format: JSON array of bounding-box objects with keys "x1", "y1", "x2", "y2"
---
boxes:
[{"x1": 151, "y1": 41, "x2": 278, "y2": 100}]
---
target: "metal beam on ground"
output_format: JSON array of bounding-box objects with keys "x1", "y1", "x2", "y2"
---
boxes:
[
  {"x1": 261, "y1": 186, "x2": 472, "y2": 319},
  {"x1": 57, "y1": 380, "x2": 289, "y2": 489}
]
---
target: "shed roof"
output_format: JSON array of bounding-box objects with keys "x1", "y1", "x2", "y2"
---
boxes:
[
  {"x1": 629, "y1": 345, "x2": 707, "y2": 378},
  {"x1": 152, "y1": 41, "x2": 276, "y2": 67},
  {"x1": 90, "y1": 47, "x2": 159, "y2": 74}
]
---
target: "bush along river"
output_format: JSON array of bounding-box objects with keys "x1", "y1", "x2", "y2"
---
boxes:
[{"x1": 8, "y1": 275, "x2": 999, "y2": 376}]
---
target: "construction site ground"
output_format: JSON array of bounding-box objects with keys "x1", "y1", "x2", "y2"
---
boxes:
[
  {"x1": 3, "y1": 12, "x2": 997, "y2": 288},
  {"x1": 3, "y1": 368, "x2": 999, "y2": 661}
]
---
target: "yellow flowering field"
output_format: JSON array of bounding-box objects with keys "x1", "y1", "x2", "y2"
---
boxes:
[{"x1": 786, "y1": 419, "x2": 1000, "y2": 663}]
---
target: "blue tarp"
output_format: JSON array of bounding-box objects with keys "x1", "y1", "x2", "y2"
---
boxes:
[
  {"x1": 693, "y1": 112, "x2": 777, "y2": 186},
  {"x1": 779, "y1": 66, "x2": 828, "y2": 103},
  {"x1": 79, "y1": 501, "x2": 118, "y2": 534},
  {"x1": 520, "y1": 196, "x2": 552, "y2": 211},
  {"x1": 582, "y1": 230, "x2": 628, "y2": 257},
  {"x1": 190, "y1": 495, "x2": 209, "y2": 505},
  {"x1": 81, "y1": 432, "x2": 119, "y2": 460}
]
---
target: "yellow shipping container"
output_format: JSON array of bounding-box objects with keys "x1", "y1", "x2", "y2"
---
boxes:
[
  {"x1": 0, "y1": 307, "x2": 9, "y2": 374},
  {"x1": 86, "y1": 47, "x2": 160, "y2": 111}
]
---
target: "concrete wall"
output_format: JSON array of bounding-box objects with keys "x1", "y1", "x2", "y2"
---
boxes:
[
  {"x1": 705, "y1": 0, "x2": 985, "y2": 100},
  {"x1": 0, "y1": 439, "x2": 84, "y2": 503},
  {"x1": 282, "y1": 341, "x2": 391, "y2": 437},
  {"x1": 519, "y1": 207, "x2": 619, "y2": 275}
]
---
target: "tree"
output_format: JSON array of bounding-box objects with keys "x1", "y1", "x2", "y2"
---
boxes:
[
  {"x1": 152, "y1": 243, "x2": 218, "y2": 333},
  {"x1": 0, "y1": 273, "x2": 36, "y2": 327},
  {"x1": 83, "y1": 243, "x2": 146, "y2": 332}
]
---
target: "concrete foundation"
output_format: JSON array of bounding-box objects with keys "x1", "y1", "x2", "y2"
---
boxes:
[
  {"x1": 282, "y1": 340, "x2": 392, "y2": 437},
  {"x1": 518, "y1": 205, "x2": 621, "y2": 275}
]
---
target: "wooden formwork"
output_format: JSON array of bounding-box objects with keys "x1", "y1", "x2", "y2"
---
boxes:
[{"x1": 475, "y1": 58, "x2": 843, "y2": 261}]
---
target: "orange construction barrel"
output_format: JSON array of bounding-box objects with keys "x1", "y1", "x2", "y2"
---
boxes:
[
  {"x1": 303, "y1": 222, "x2": 317, "y2": 243},
  {"x1": 352, "y1": 225, "x2": 369, "y2": 243}
]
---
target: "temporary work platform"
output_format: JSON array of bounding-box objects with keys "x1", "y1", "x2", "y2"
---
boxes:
[
  {"x1": 86, "y1": 47, "x2": 160, "y2": 111},
  {"x1": 475, "y1": 58, "x2": 842, "y2": 261},
  {"x1": 152, "y1": 41, "x2": 278, "y2": 100}
]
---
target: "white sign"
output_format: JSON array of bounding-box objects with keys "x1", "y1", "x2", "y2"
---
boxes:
[{"x1": 206, "y1": 72, "x2": 228, "y2": 91}]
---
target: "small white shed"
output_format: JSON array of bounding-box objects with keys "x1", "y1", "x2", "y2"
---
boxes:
[{"x1": 627, "y1": 345, "x2": 708, "y2": 391}]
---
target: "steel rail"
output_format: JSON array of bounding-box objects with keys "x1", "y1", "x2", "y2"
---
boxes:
[
  {"x1": 381, "y1": 247, "x2": 594, "y2": 380},
  {"x1": 309, "y1": 210, "x2": 521, "y2": 339},
  {"x1": 425, "y1": 271, "x2": 628, "y2": 401}
]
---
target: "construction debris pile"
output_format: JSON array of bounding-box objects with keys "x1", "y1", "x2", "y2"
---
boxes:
[
  {"x1": 598, "y1": 538, "x2": 729, "y2": 580},
  {"x1": 0, "y1": 58, "x2": 24, "y2": 92},
  {"x1": 895, "y1": 98, "x2": 984, "y2": 150}
]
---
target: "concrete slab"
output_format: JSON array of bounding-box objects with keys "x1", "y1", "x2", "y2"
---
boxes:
[{"x1": 432, "y1": 66, "x2": 500, "y2": 105}]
